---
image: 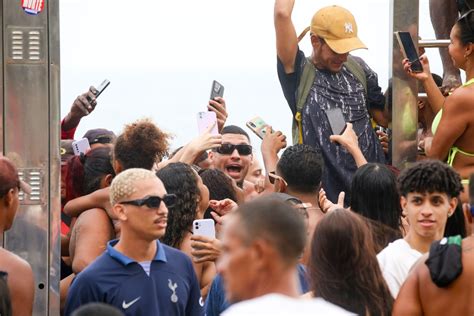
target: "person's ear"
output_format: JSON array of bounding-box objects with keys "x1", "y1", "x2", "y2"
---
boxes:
[
  {"x1": 251, "y1": 239, "x2": 273, "y2": 270},
  {"x1": 447, "y1": 197, "x2": 458, "y2": 217},
  {"x1": 113, "y1": 160, "x2": 123, "y2": 174},
  {"x1": 104, "y1": 174, "x2": 114, "y2": 187},
  {"x1": 113, "y1": 203, "x2": 127, "y2": 221},
  {"x1": 310, "y1": 34, "x2": 320, "y2": 49},
  {"x1": 400, "y1": 196, "x2": 408, "y2": 216},
  {"x1": 4, "y1": 188, "x2": 16, "y2": 207}
]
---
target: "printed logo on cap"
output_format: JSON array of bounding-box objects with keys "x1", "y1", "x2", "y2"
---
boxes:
[
  {"x1": 22, "y1": 0, "x2": 44, "y2": 16},
  {"x1": 344, "y1": 23, "x2": 354, "y2": 34}
]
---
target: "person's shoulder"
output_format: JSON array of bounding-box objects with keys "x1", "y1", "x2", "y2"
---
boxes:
[
  {"x1": 74, "y1": 251, "x2": 115, "y2": 280},
  {"x1": 445, "y1": 84, "x2": 474, "y2": 111},
  {"x1": 0, "y1": 247, "x2": 32, "y2": 275},
  {"x1": 161, "y1": 244, "x2": 194, "y2": 267},
  {"x1": 223, "y1": 294, "x2": 354, "y2": 316}
]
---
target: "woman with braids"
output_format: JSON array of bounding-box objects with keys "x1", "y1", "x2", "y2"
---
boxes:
[
  {"x1": 403, "y1": 9, "x2": 474, "y2": 203},
  {"x1": 307, "y1": 208, "x2": 393, "y2": 315},
  {"x1": 156, "y1": 162, "x2": 216, "y2": 298}
]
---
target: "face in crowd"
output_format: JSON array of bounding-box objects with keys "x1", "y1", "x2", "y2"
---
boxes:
[
  {"x1": 401, "y1": 191, "x2": 457, "y2": 241},
  {"x1": 114, "y1": 175, "x2": 172, "y2": 241},
  {"x1": 209, "y1": 133, "x2": 253, "y2": 186},
  {"x1": 311, "y1": 35, "x2": 349, "y2": 73}
]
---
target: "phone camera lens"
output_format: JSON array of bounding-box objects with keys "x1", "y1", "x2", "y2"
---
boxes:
[{"x1": 250, "y1": 123, "x2": 256, "y2": 128}]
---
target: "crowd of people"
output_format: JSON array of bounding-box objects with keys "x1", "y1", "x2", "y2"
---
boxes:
[{"x1": 1, "y1": 0, "x2": 474, "y2": 315}]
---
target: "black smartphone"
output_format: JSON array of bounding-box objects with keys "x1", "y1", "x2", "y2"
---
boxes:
[
  {"x1": 210, "y1": 80, "x2": 224, "y2": 100},
  {"x1": 395, "y1": 31, "x2": 423, "y2": 73},
  {"x1": 326, "y1": 108, "x2": 347, "y2": 135},
  {"x1": 94, "y1": 79, "x2": 110, "y2": 98}
]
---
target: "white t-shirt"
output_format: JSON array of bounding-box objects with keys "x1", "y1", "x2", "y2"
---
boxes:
[
  {"x1": 221, "y1": 294, "x2": 354, "y2": 316},
  {"x1": 377, "y1": 238, "x2": 423, "y2": 298}
]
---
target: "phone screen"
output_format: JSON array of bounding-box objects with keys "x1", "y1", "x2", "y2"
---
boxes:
[
  {"x1": 210, "y1": 80, "x2": 224, "y2": 100},
  {"x1": 325, "y1": 108, "x2": 347, "y2": 135},
  {"x1": 396, "y1": 32, "x2": 423, "y2": 72}
]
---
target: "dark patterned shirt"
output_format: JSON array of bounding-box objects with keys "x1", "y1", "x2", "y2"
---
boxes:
[{"x1": 277, "y1": 49, "x2": 385, "y2": 203}]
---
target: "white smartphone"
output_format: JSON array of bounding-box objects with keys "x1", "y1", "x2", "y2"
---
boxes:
[
  {"x1": 197, "y1": 111, "x2": 218, "y2": 135},
  {"x1": 193, "y1": 219, "x2": 216, "y2": 239},
  {"x1": 246, "y1": 116, "x2": 272, "y2": 139},
  {"x1": 72, "y1": 138, "x2": 91, "y2": 156}
]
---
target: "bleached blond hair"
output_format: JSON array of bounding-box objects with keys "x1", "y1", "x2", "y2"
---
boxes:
[{"x1": 110, "y1": 168, "x2": 157, "y2": 205}]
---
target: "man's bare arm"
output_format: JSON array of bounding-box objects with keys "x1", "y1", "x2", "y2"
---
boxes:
[
  {"x1": 274, "y1": 0, "x2": 298, "y2": 73},
  {"x1": 392, "y1": 262, "x2": 424, "y2": 316}
]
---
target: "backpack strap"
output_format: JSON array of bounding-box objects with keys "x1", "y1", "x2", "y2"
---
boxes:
[
  {"x1": 292, "y1": 55, "x2": 367, "y2": 145},
  {"x1": 293, "y1": 57, "x2": 316, "y2": 144}
]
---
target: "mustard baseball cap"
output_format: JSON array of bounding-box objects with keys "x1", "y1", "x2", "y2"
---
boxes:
[{"x1": 310, "y1": 5, "x2": 367, "y2": 54}]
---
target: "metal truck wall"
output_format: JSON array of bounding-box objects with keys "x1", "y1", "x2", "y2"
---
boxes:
[
  {"x1": 1, "y1": 0, "x2": 60, "y2": 314},
  {"x1": 390, "y1": 0, "x2": 419, "y2": 168}
]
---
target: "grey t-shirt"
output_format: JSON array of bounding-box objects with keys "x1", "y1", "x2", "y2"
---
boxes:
[{"x1": 277, "y1": 49, "x2": 385, "y2": 203}]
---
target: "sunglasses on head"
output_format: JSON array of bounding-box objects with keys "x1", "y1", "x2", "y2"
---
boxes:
[
  {"x1": 120, "y1": 194, "x2": 177, "y2": 209},
  {"x1": 268, "y1": 171, "x2": 288, "y2": 186},
  {"x1": 214, "y1": 143, "x2": 252, "y2": 156}
]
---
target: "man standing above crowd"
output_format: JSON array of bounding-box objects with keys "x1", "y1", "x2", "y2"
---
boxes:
[
  {"x1": 377, "y1": 160, "x2": 462, "y2": 298},
  {"x1": 274, "y1": 1, "x2": 385, "y2": 203},
  {"x1": 393, "y1": 173, "x2": 474, "y2": 315},
  {"x1": 0, "y1": 157, "x2": 34, "y2": 316},
  {"x1": 65, "y1": 168, "x2": 203, "y2": 316}
]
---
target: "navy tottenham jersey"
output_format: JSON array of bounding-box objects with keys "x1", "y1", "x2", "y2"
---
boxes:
[{"x1": 65, "y1": 240, "x2": 203, "y2": 316}]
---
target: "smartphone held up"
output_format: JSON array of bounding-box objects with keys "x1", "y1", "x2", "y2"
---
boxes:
[
  {"x1": 246, "y1": 116, "x2": 272, "y2": 139},
  {"x1": 197, "y1": 111, "x2": 219, "y2": 135},
  {"x1": 395, "y1": 31, "x2": 423, "y2": 73}
]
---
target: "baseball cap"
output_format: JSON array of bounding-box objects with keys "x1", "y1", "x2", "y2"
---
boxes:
[
  {"x1": 61, "y1": 139, "x2": 75, "y2": 163},
  {"x1": 83, "y1": 128, "x2": 116, "y2": 145},
  {"x1": 309, "y1": 5, "x2": 367, "y2": 54}
]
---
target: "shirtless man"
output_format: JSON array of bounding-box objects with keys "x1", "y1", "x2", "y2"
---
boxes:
[
  {"x1": 0, "y1": 157, "x2": 34, "y2": 316},
  {"x1": 393, "y1": 173, "x2": 474, "y2": 315}
]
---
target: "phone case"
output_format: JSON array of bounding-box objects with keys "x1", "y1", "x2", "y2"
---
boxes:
[
  {"x1": 72, "y1": 138, "x2": 91, "y2": 156},
  {"x1": 210, "y1": 80, "x2": 224, "y2": 100},
  {"x1": 395, "y1": 31, "x2": 423, "y2": 72},
  {"x1": 197, "y1": 112, "x2": 218, "y2": 135},
  {"x1": 246, "y1": 116, "x2": 270, "y2": 139},
  {"x1": 94, "y1": 79, "x2": 110, "y2": 98},
  {"x1": 193, "y1": 219, "x2": 216, "y2": 239},
  {"x1": 325, "y1": 108, "x2": 347, "y2": 135}
]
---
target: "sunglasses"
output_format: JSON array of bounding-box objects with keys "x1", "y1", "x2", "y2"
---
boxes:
[
  {"x1": 214, "y1": 143, "x2": 252, "y2": 156},
  {"x1": 268, "y1": 171, "x2": 288, "y2": 186},
  {"x1": 120, "y1": 194, "x2": 177, "y2": 209}
]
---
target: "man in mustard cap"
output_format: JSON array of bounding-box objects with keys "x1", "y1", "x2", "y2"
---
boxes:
[{"x1": 274, "y1": 1, "x2": 386, "y2": 204}]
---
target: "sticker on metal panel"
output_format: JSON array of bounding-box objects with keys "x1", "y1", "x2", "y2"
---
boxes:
[{"x1": 21, "y1": 0, "x2": 44, "y2": 16}]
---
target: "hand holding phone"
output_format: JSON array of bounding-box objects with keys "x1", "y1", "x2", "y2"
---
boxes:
[
  {"x1": 87, "y1": 79, "x2": 110, "y2": 103},
  {"x1": 395, "y1": 31, "x2": 423, "y2": 73},
  {"x1": 193, "y1": 219, "x2": 216, "y2": 239},
  {"x1": 246, "y1": 116, "x2": 272, "y2": 139},
  {"x1": 72, "y1": 138, "x2": 91, "y2": 156},
  {"x1": 325, "y1": 108, "x2": 347, "y2": 135},
  {"x1": 197, "y1": 112, "x2": 219, "y2": 135},
  {"x1": 210, "y1": 80, "x2": 224, "y2": 101}
]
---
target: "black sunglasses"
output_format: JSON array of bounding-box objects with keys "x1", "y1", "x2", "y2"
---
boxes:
[
  {"x1": 120, "y1": 194, "x2": 177, "y2": 209},
  {"x1": 214, "y1": 143, "x2": 252, "y2": 156}
]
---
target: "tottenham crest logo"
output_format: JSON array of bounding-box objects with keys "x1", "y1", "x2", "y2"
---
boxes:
[
  {"x1": 168, "y1": 279, "x2": 178, "y2": 303},
  {"x1": 344, "y1": 22, "x2": 354, "y2": 33}
]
